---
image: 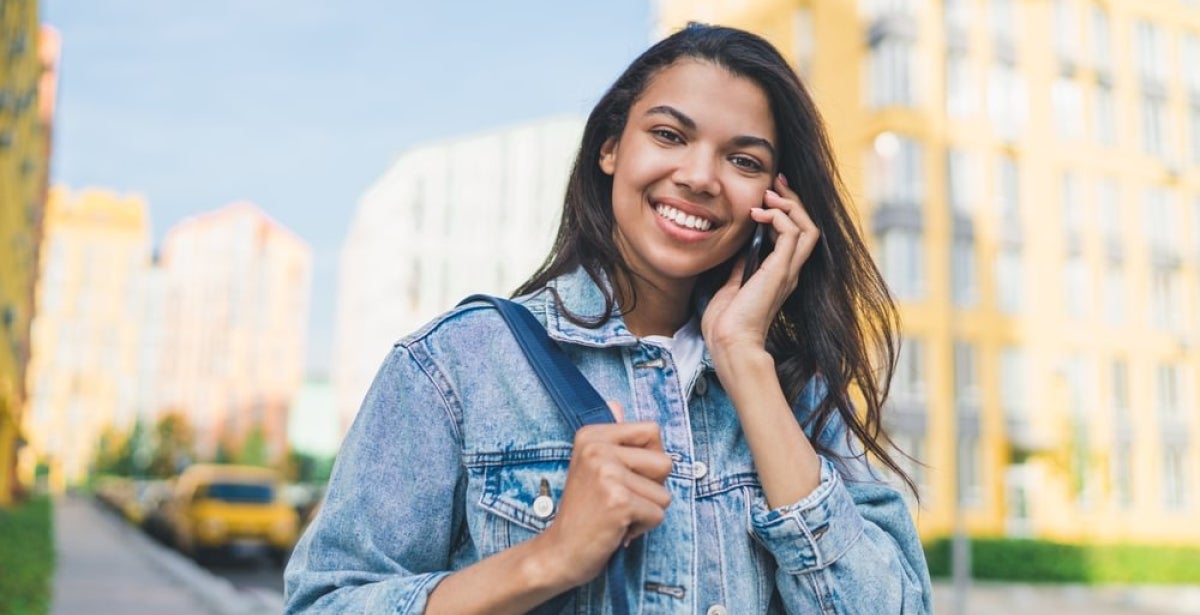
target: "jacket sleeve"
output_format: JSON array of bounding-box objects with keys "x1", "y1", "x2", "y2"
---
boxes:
[
  {"x1": 284, "y1": 343, "x2": 464, "y2": 614},
  {"x1": 747, "y1": 382, "x2": 933, "y2": 614}
]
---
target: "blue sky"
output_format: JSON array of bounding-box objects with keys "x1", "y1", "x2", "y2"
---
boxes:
[{"x1": 43, "y1": 0, "x2": 653, "y2": 374}]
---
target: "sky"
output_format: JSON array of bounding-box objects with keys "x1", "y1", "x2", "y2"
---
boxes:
[{"x1": 43, "y1": 0, "x2": 654, "y2": 376}]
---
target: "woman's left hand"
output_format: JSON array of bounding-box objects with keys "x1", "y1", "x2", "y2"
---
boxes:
[{"x1": 701, "y1": 173, "x2": 820, "y2": 360}]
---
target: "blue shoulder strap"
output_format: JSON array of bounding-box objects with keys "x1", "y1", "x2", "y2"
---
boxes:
[
  {"x1": 459, "y1": 294, "x2": 616, "y2": 429},
  {"x1": 457, "y1": 294, "x2": 630, "y2": 615}
]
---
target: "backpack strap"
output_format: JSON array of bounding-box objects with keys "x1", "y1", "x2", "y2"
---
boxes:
[{"x1": 458, "y1": 294, "x2": 631, "y2": 615}]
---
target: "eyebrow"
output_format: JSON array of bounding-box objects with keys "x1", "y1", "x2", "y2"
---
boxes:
[{"x1": 644, "y1": 104, "x2": 777, "y2": 159}]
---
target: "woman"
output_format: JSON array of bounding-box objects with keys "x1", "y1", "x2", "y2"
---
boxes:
[{"x1": 285, "y1": 23, "x2": 931, "y2": 614}]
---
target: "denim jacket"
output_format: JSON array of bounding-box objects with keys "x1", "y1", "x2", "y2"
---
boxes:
[{"x1": 284, "y1": 267, "x2": 932, "y2": 614}]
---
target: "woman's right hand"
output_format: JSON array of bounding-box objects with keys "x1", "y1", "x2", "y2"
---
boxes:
[{"x1": 533, "y1": 408, "x2": 673, "y2": 588}]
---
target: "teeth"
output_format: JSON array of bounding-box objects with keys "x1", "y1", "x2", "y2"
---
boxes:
[{"x1": 654, "y1": 204, "x2": 713, "y2": 231}]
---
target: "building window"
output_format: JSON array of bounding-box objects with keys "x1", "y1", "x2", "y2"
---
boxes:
[
  {"x1": 952, "y1": 239, "x2": 978, "y2": 307},
  {"x1": 869, "y1": 38, "x2": 918, "y2": 108},
  {"x1": 891, "y1": 432, "x2": 928, "y2": 505},
  {"x1": 994, "y1": 154, "x2": 1020, "y2": 221},
  {"x1": 944, "y1": 0, "x2": 970, "y2": 33},
  {"x1": 999, "y1": 346, "x2": 1026, "y2": 419},
  {"x1": 1093, "y1": 85, "x2": 1117, "y2": 146},
  {"x1": 1102, "y1": 265, "x2": 1126, "y2": 325},
  {"x1": 1141, "y1": 95, "x2": 1168, "y2": 158},
  {"x1": 989, "y1": 64, "x2": 1026, "y2": 140},
  {"x1": 1110, "y1": 359, "x2": 1130, "y2": 422},
  {"x1": 1149, "y1": 268, "x2": 1181, "y2": 331},
  {"x1": 954, "y1": 340, "x2": 980, "y2": 409},
  {"x1": 1156, "y1": 363, "x2": 1182, "y2": 419},
  {"x1": 879, "y1": 229, "x2": 925, "y2": 300},
  {"x1": 1144, "y1": 187, "x2": 1179, "y2": 253},
  {"x1": 1134, "y1": 20, "x2": 1168, "y2": 87},
  {"x1": 894, "y1": 336, "x2": 926, "y2": 405},
  {"x1": 1051, "y1": 0, "x2": 1080, "y2": 66},
  {"x1": 1185, "y1": 34, "x2": 1200, "y2": 98},
  {"x1": 947, "y1": 148, "x2": 979, "y2": 213},
  {"x1": 945, "y1": 52, "x2": 977, "y2": 119},
  {"x1": 1061, "y1": 172, "x2": 1084, "y2": 241},
  {"x1": 1112, "y1": 442, "x2": 1133, "y2": 509},
  {"x1": 1053, "y1": 78, "x2": 1084, "y2": 140},
  {"x1": 989, "y1": 0, "x2": 1017, "y2": 46},
  {"x1": 996, "y1": 248, "x2": 1023, "y2": 314},
  {"x1": 1097, "y1": 177, "x2": 1120, "y2": 245},
  {"x1": 1064, "y1": 257, "x2": 1090, "y2": 319},
  {"x1": 958, "y1": 436, "x2": 984, "y2": 507},
  {"x1": 1163, "y1": 446, "x2": 1190, "y2": 511},
  {"x1": 869, "y1": 132, "x2": 924, "y2": 207},
  {"x1": 1090, "y1": 4, "x2": 1112, "y2": 74},
  {"x1": 1056, "y1": 78, "x2": 1084, "y2": 139},
  {"x1": 1190, "y1": 104, "x2": 1200, "y2": 165}
]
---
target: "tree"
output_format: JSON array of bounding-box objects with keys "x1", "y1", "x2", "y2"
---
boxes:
[
  {"x1": 147, "y1": 411, "x2": 195, "y2": 478},
  {"x1": 236, "y1": 426, "x2": 270, "y2": 467}
]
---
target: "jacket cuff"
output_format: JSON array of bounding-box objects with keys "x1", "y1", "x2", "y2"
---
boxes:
[{"x1": 748, "y1": 456, "x2": 866, "y2": 574}]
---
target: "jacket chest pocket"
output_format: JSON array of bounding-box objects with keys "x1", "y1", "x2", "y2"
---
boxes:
[{"x1": 472, "y1": 449, "x2": 571, "y2": 557}]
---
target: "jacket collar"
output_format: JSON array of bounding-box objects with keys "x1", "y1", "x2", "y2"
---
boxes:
[{"x1": 535, "y1": 266, "x2": 716, "y2": 370}]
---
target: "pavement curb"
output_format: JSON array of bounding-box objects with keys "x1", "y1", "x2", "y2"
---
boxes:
[{"x1": 89, "y1": 497, "x2": 285, "y2": 615}]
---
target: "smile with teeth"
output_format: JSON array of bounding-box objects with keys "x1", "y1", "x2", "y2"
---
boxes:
[{"x1": 654, "y1": 203, "x2": 714, "y2": 231}]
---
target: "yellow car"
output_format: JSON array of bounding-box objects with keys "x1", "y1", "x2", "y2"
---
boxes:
[{"x1": 166, "y1": 463, "x2": 299, "y2": 564}]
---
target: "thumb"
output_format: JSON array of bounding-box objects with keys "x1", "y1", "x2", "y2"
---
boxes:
[{"x1": 607, "y1": 400, "x2": 625, "y2": 423}]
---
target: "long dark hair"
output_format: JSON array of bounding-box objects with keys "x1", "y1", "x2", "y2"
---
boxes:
[{"x1": 515, "y1": 24, "x2": 910, "y2": 493}]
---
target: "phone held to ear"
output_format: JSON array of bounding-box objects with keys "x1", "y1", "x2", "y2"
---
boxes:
[{"x1": 740, "y1": 222, "x2": 767, "y2": 286}]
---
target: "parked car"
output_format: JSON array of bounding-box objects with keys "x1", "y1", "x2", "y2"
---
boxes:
[{"x1": 164, "y1": 464, "x2": 299, "y2": 564}]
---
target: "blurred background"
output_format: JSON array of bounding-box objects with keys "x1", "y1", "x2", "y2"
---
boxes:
[{"x1": 2, "y1": 1, "x2": 1200, "y2": 614}]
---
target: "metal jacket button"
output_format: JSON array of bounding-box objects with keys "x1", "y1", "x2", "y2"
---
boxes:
[
  {"x1": 693, "y1": 461, "x2": 709, "y2": 480},
  {"x1": 706, "y1": 605, "x2": 728, "y2": 615},
  {"x1": 694, "y1": 375, "x2": 709, "y2": 396},
  {"x1": 532, "y1": 478, "x2": 554, "y2": 518}
]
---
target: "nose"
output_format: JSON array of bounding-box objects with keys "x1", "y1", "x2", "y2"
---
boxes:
[{"x1": 672, "y1": 147, "x2": 721, "y2": 197}]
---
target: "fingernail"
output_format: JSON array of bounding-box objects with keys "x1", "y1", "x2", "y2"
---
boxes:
[
  {"x1": 765, "y1": 189, "x2": 780, "y2": 199},
  {"x1": 778, "y1": 173, "x2": 789, "y2": 187}
]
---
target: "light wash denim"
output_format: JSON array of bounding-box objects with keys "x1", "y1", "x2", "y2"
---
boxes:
[{"x1": 284, "y1": 267, "x2": 932, "y2": 614}]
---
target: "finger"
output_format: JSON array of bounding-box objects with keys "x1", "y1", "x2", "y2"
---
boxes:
[
  {"x1": 613, "y1": 445, "x2": 674, "y2": 483},
  {"x1": 763, "y1": 187, "x2": 820, "y2": 270},
  {"x1": 577, "y1": 421, "x2": 664, "y2": 451},
  {"x1": 607, "y1": 400, "x2": 625, "y2": 423},
  {"x1": 619, "y1": 469, "x2": 673, "y2": 508}
]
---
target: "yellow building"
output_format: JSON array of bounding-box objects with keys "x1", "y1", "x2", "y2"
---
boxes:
[
  {"x1": 22, "y1": 187, "x2": 151, "y2": 491},
  {"x1": 658, "y1": 0, "x2": 1200, "y2": 545},
  {"x1": 0, "y1": 3, "x2": 57, "y2": 506}
]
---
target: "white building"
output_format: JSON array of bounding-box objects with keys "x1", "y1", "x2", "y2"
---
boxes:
[
  {"x1": 333, "y1": 115, "x2": 584, "y2": 436},
  {"x1": 159, "y1": 202, "x2": 312, "y2": 462}
]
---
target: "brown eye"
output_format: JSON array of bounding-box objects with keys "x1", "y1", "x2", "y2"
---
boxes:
[
  {"x1": 730, "y1": 155, "x2": 764, "y2": 172},
  {"x1": 652, "y1": 128, "x2": 684, "y2": 144}
]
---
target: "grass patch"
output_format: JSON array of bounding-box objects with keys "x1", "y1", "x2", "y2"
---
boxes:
[
  {"x1": 0, "y1": 496, "x2": 55, "y2": 615},
  {"x1": 925, "y1": 536, "x2": 1200, "y2": 584}
]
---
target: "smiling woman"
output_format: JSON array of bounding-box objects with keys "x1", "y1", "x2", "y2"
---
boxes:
[{"x1": 284, "y1": 23, "x2": 931, "y2": 615}]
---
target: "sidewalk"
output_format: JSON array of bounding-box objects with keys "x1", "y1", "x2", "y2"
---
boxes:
[
  {"x1": 50, "y1": 493, "x2": 1200, "y2": 614},
  {"x1": 931, "y1": 580, "x2": 1200, "y2": 614},
  {"x1": 51, "y1": 494, "x2": 282, "y2": 615}
]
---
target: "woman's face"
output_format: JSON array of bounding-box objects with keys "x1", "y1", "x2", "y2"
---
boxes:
[{"x1": 600, "y1": 58, "x2": 777, "y2": 295}]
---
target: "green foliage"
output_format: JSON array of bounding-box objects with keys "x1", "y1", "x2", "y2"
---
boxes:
[
  {"x1": 236, "y1": 426, "x2": 270, "y2": 467},
  {"x1": 287, "y1": 449, "x2": 335, "y2": 484},
  {"x1": 0, "y1": 496, "x2": 54, "y2": 615},
  {"x1": 147, "y1": 411, "x2": 195, "y2": 478},
  {"x1": 924, "y1": 536, "x2": 1200, "y2": 584}
]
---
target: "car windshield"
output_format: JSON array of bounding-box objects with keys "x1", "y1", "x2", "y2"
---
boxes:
[{"x1": 202, "y1": 482, "x2": 274, "y2": 503}]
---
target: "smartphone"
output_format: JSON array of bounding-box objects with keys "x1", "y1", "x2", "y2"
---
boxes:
[{"x1": 740, "y1": 222, "x2": 767, "y2": 286}]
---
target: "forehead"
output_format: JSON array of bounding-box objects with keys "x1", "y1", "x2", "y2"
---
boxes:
[{"x1": 632, "y1": 59, "x2": 775, "y2": 142}]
